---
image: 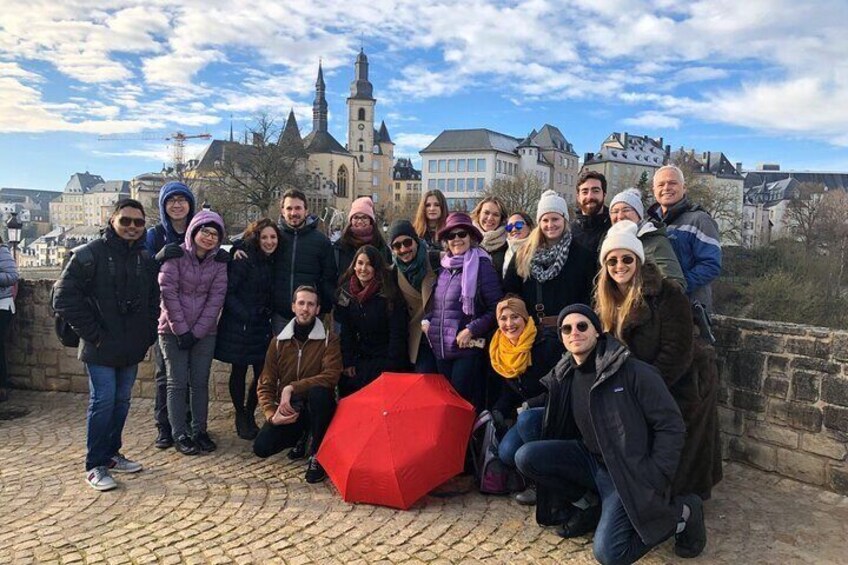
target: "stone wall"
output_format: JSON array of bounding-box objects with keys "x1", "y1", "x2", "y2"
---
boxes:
[
  {"x1": 6, "y1": 280, "x2": 848, "y2": 494},
  {"x1": 713, "y1": 315, "x2": 848, "y2": 495}
]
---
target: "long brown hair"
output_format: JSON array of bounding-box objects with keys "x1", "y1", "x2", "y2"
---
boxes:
[
  {"x1": 413, "y1": 189, "x2": 448, "y2": 240},
  {"x1": 243, "y1": 218, "x2": 281, "y2": 254},
  {"x1": 593, "y1": 258, "x2": 644, "y2": 340},
  {"x1": 339, "y1": 244, "x2": 398, "y2": 309}
]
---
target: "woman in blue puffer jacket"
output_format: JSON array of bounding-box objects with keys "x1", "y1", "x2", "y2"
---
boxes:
[{"x1": 424, "y1": 212, "x2": 503, "y2": 411}]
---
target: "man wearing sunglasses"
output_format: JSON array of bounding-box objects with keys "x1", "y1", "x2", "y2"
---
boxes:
[
  {"x1": 514, "y1": 304, "x2": 707, "y2": 563},
  {"x1": 53, "y1": 199, "x2": 160, "y2": 492}
]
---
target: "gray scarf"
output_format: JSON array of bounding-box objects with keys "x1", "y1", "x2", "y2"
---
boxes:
[{"x1": 530, "y1": 232, "x2": 572, "y2": 283}]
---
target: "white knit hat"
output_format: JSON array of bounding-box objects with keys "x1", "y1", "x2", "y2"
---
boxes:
[
  {"x1": 609, "y1": 188, "x2": 645, "y2": 220},
  {"x1": 599, "y1": 220, "x2": 645, "y2": 265},
  {"x1": 536, "y1": 190, "x2": 569, "y2": 223}
]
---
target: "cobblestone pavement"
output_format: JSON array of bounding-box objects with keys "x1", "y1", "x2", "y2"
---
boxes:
[{"x1": 1, "y1": 391, "x2": 847, "y2": 565}]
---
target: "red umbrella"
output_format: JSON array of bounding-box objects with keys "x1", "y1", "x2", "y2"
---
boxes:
[{"x1": 316, "y1": 372, "x2": 475, "y2": 510}]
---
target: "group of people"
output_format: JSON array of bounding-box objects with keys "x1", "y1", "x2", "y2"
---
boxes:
[{"x1": 51, "y1": 164, "x2": 722, "y2": 564}]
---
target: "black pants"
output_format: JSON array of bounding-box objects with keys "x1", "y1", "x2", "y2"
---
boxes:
[
  {"x1": 229, "y1": 363, "x2": 262, "y2": 415},
  {"x1": 0, "y1": 309, "x2": 11, "y2": 390},
  {"x1": 253, "y1": 387, "x2": 336, "y2": 458}
]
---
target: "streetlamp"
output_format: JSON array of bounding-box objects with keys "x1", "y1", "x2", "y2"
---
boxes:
[{"x1": 5, "y1": 212, "x2": 23, "y2": 261}]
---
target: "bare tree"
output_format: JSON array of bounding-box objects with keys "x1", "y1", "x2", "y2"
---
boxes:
[
  {"x1": 202, "y1": 113, "x2": 311, "y2": 231},
  {"x1": 483, "y1": 172, "x2": 546, "y2": 217},
  {"x1": 785, "y1": 182, "x2": 827, "y2": 250}
]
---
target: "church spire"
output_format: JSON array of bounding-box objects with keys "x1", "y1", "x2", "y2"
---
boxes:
[
  {"x1": 349, "y1": 48, "x2": 374, "y2": 100},
  {"x1": 313, "y1": 60, "x2": 328, "y2": 133}
]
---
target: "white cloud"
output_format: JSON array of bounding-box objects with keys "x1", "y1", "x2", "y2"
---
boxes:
[
  {"x1": 393, "y1": 133, "x2": 437, "y2": 157},
  {"x1": 621, "y1": 111, "x2": 681, "y2": 129}
]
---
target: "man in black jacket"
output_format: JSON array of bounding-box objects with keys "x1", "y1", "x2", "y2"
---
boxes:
[
  {"x1": 53, "y1": 199, "x2": 160, "y2": 492},
  {"x1": 272, "y1": 189, "x2": 336, "y2": 334},
  {"x1": 571, "y1": 170, "x2": 611, "y2": 257},
  {"x1": 515, "y1": 304, "x2": 707, "y2": 563}
]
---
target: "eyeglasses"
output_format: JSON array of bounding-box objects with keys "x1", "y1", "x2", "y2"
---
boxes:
[
  {"x1": 605, "y1": 255, "x2": 636, "y2": 267},
  {"x1": 560, "y1": 321, "x2": 590, "y2": 335},
  {"x1": 117, "y1": 217, "x2": 145, "y2": 228},
  {"x1": 199, "y1": 227, "x2": 220, "y2": 239},
  {"x1": 444, "y1": 230, "x2": 469, "y2": 241},
  {"x1": 350, "y1": 214, "x2": 371, "y2": 223},
  {"x1": 391, "y1": 238, "x2": 415, "y2": 251},
  {"x1": 505, "y1": 221, "x2": 525, "y2": 233},
  {"x1": 166, "y1": 196, "x2": 188, "y2": 205}
]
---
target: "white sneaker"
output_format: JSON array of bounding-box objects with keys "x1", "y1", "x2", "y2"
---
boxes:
[
  {"x1": 86, "y1": 466, "x2": 117, "y2": 491},
  {"x1": 109, "y1": 453, "x2": 143, "y2": 474}
]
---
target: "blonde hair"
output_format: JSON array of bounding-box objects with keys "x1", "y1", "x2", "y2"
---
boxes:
[
  {"x1": 593, "y1": 259, "x2": 644, "y2": 340},
  {"x1": 513, "y1": 219, "x2": 570, "y2": 280},
  {"x1": 413, "y1": 190, "x2": 448, "y2": 239},
  {"x1": 470, "y1": 196, "x2": 508, "y2": 229}
]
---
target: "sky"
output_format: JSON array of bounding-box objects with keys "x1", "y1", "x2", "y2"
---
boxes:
[{"x1": 1, "y1": 0, "x2": 847, "y2": 192}]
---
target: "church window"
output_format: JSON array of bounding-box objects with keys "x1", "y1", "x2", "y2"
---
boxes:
[
  {"x1": 336, "y1": 167, "x2": 348, "y2": 198},
  {"x1": 359, "y1": 155, "x2": 364, "y2": 163},
  {"x1": 358, "y1": 108, "x2": 366, "y2": 120},
  {"x1": 359, "y1": 144, "x2": 364, "y2": 152}
]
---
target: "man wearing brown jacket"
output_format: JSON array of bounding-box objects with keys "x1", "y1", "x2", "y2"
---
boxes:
[{"x1": 254, "y1": 285, "x2": 342, "y2": 483}]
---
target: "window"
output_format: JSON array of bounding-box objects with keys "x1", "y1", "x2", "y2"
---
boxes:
[
  {"x1": 477, "y1": 159, "x2": 486, "y2": 172},
  {"x1": 428, "y1": 160, "x2": 436, "y2": 173},
  {"x1": 359, "y1": 144, "x2": 364, "y2": 152},
  {"x1": 447, "y1": 178, "x2": 455, "y2": 191},
  {"x1": 395, "y1": 193, "x2": 401, "y2": 202},
  {"x1": 437, "y1": 179, "x2": 445, "y2": 190},
  {"x1": 358, "y1": 108, "x2": 366, "y2": 120},
  {"x1": 457, "y1": 159, "x2": 466, "y2": 172},
  {"x1": 359, "y1": 155, "x2": 364, "y2": 163},
  {"x1": 448, "y1": 159, "x2": 456, "y2": 172},
  {"x1": 428, "y1": 179, "x2": 436, "y2": 189},
  {"x1": 477, "y1": 178, "x2": 485, "y2": 191},
  {"x1": 372, "y1": 175, "x2": 379, "y2": 187},
  {"x1": 438, "y1": 160, "x2": 446, "y2": 173},
  {"x1": 468, "y1": 159, "x2": 476, "y2": 172},
  {"x1": 336, "y1": 166, "x2": 348, "y2": 198},
  {"x1": 457, "y1": 178, "x2": 465, "y2": 192},
  {"x1": 395, "y1": 182, "x2": 401, "y2": 190},
  {"x1": 497, "y1": 160, "x2": 502, "y2": 173}
]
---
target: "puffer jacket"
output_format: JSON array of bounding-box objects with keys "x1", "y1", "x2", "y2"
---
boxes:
[
  {"x1": 647, "y1": 197, "x2": 721, "y2": 311},
  {"x1": 52, "y1": 227, "x2": 159, "y2": 367},
  {"x1": 535, "y1": 335, "x2": 685, "y2": 546},
  {"x1": 158, "y1": 211, "x2": 228, "y2": 338},
  {"x1": 425, "y1": 253, "x2": 503, "y2": 360},
  {"x1": 0, "y1": 244, "x2": 18, "y2": 300},
  {"x1": 145, "y1": 181, "x2": 195, "y2": 254},
  {"x1": 570, "y1": 207, "x2": 611, "y2": 256},
  {"x1": 274, "y1": 215, "x2": 336, "y2": 318},
  {"x1": 214, "y1": 245, "x2": 274, "y2": 365}
]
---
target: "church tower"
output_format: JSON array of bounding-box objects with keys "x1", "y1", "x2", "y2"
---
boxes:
[{"x1": 347, "y1": 49, "x2": 377, "y2": 200}]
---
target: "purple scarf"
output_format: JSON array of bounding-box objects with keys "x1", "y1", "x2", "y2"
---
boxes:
[{"x1": 441, "y1": 246, "x2": 488, "y2": 316}]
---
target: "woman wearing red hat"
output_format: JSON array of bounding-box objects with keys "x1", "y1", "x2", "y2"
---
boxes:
[{"x1": 423, "y1": 212, "x2": 503, "y2": 410}]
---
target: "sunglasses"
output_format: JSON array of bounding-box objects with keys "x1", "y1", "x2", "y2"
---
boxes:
[
  {"x1": 605, "y1": 255, "x2": 636, "y2": 267},
  {"x1": 560, "y1": 321, "x2": 590, "y2": 335},
  {"x1": 391, "y1": 238, "x2": 415, "y2": 251},
  {"x1": 444, "y1": 230, "x2": 469, "y2": 241},
  {"x1": 117, "y1": 217, "x2": 145, "y2": 228},
  {"x1": 505, "y1": 221, "x2": 525, "y2": 233}
]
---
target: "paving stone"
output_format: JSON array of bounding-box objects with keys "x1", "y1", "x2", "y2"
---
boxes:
[{"x1": 1, "y1": 391, "x2": 848, "y2": 564}]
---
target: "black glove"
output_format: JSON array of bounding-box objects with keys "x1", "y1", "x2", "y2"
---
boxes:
[
  {"x1": 214, "y1": 248, "x2": 231, "y2": 263},
  {"x1": 155, "y1": 243, "x2": 183, "y2": 263},
  {"x1": 176, "y1": 332, "x2": 197, "y2": 350}
]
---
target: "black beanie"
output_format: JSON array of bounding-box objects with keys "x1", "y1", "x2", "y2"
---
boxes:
[
  {"x1": 388, "y1": 220, "x2": 418, "y2": 244},
  {"x1": 557, "y1": 303, "x2": 603, "y2": 335}
]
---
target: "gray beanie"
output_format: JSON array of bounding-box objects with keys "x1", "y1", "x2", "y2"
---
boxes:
[
  {"x1": 536, "y1": 190, "x2": 569, "y2": 223},
  {"x1": 609, "y1": 188, "x2": 645, "y2": 220}
]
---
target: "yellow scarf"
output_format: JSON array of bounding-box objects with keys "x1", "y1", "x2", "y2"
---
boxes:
[{"x1": 489, "y1": 317, "x2": 537, "y2": 379}]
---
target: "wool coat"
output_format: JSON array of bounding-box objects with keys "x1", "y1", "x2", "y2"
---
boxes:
[
  {"x1": 393, "y1": 251, "x2": 438, "y2": 364},
  {"x1": 620, "y1": 262, "x2": 723, "y2": 498},
  {"x1": 157, "y1": 211, "x2": 228, "y2": 339},
  {"x1": 425, "y1": 253, "x2": 503, "y2": 360},
  {"x1": 535, "y1": 335, "x2": 685, "y2": 546},
  {"x1": 335, "y1": 283, "x2": 409, "y2": 396},
  {"x1": 53, "y1": 227, "x2": 160, "y2": 367},
  {"x1": 214, "y1": 245, "x2": 275, "y2": 365}
]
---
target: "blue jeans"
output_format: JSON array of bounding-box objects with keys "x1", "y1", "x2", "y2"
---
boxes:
[
  {"x1": 515, "y1": 439, "x2": 663, "y2": 565},
  {"x1": 85, "y1": 363, "x2": 138, "y2": 471},
  {"x1": 498, "y1": 407, "x2": 543, "y2": 468},
  {"x1": 436, "y1": 353, "x2": 482, "y2": 410}
]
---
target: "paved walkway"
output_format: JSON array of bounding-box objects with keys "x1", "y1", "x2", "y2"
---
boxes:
[{"x1": 1, "y1": 391, "x2": 846, "y2": 564}]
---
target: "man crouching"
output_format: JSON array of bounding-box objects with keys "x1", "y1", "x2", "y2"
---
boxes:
[
  {"x1": 254, "y1": 285, "x2": 342, "y2": 483},
  {"x1": 515, "y1": 304, "x2": 707, "y2": 564}
]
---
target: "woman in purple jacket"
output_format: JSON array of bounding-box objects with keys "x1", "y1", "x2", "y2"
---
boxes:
[
  {"x1": 424, "y1": 212, "x2": 503, "y2": 411},
  {"x1": 158, "y1": 210, "x2": 229, "y2": 455}
]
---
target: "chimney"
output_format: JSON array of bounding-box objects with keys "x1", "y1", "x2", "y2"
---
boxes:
[{"x1": 736, "y1": 162, "x2": 743, "y2": 173}]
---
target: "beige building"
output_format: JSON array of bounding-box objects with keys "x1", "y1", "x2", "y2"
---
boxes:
[
  {"x1": 582, "y1": 132, "x2": 669, "y2": 196},
  {"x1": 50, "y1": 173, "x2": 130, "y2": 229},
  {"x1": 131, "y1": 172, "x2": 170, "y2": 221},
  {"x1": 391, "y1": 158, "x2": 422, "y2": 214}
]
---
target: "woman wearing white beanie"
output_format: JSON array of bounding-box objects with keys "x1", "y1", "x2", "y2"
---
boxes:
[
  {"x1": 594, "y1": 219, "x2": 722, "y2": 500},
  {"x1": 503, "y1": 190, "x2": 595, "y2": 327}
]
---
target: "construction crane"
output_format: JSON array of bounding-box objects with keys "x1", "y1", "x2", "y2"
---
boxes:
[{"x1": 98, "y1": 131, "x2": 212, "y2": 171}]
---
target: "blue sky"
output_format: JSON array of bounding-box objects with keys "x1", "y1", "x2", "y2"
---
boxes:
[{"x1": 1, "y1": 0, "x2": 847, "y2": 191}]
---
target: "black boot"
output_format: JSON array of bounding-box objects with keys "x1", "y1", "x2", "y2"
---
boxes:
[
  {"x1": 235, "y1": 411, "x2": 252, "y2": 440},
  {"x1": 155, "y1": 425, "x2": 173, "y2": 449}
]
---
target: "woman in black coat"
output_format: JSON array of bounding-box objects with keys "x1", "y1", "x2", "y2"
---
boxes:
[
  {"x1": 215, "y1": 219, "x2": 279, "y2": 440},
  {"x1": 335, "y1": 245, "x2": 409, "y2": 397}
]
